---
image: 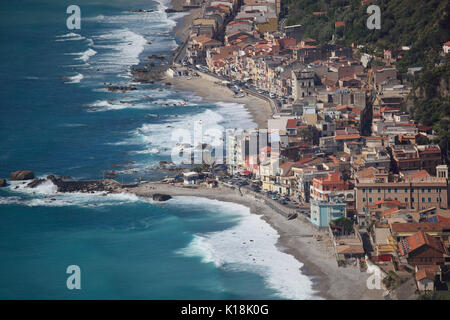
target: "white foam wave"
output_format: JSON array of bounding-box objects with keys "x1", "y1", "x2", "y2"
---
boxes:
[
  {"x1": 75, "y1": 48, "x2": 97, "y2": 62},
  {"x1": 173, "y1": 197, "x2": 317, "y2": 300},
  {"x1": 55, "y1": 33, "x2": 86, "y2": 41},
  {"x1": 128, "y1": 101, "x2": 255, "y2": 159},
  {"x1": 3, "y1": 179, "x2": 150, "y2": 208},
  {"x1": 65, "y1": 73, "x2": 84, "y2": 84},
  {"x1": 91, "y1": 29, "x2": 147, "y2": 72},
  {"x1": 88, "y1": 99, "x2": 155, "y2": 112}
]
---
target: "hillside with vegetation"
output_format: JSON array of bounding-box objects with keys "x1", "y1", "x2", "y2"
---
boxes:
[
  {"x1": 410, "y1": 55, "x2": 450, "y2": 158},
  {"x1": 284, "y1": 0, "x2": 449, "y2": 160},
  {"x1": 284, "y1": 0, "x2": 449, "y2": 70}
]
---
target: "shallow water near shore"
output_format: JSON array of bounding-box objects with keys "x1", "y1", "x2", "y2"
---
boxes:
[{"x1": 0, "y1": 0, "x2": 315, "y2": 299}]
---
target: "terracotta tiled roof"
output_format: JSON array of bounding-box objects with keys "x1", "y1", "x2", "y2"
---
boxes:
[
  {"x1": 333, "y1": 134, "x2": 360, "y2": 141},
  {"x1": 416, "y1": 269, "x2": 435, "y2": 281},
  {"x1": 286, "y1": 119, "x2": 298, "y2": 129},
  {"x1": 279, "y1": 162, "x2": 293, "y2": 169},
  {"x1": 391, "y1": 222, "x2": 450, "y2": 233},
  {"x1": 365, "y1": 136, "x2": 388, "y2": 140},
  {"x1": 294, "y1": 157, "x2": 314, "y2": 165},
  {"x1": 403, "y1": 170, "x2": 430, "y2": 180},
  {"x1": 399, "y1": 230, "x2": 445, "y2": 255}
]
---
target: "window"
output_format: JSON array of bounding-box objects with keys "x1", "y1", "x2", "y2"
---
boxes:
[
  {"x1": 421, "y1": 188, "x2": 425, "y2": 193},
  {"x1": 428, "y1": 188, "x2": 431, "y2": 193},
  {"x1": 378, "y1": 197, "x2": 381, "y2": 201},
  {"x1": 363, "y1": 198, "x2": 366, "y2": 202},
  {"x1": 405, "y1": 198, "x2": 408, "y2": 202},
  {"x1": 411, "y1": 198, "x2": 415, "y2": 203},
  {"x1": 405, "y1": 188, "x2": 408, "y2": 193},
  {"x1": 369, "y1": 188, "x2": 372, "y2": 193},
  {"x1": 394, "y1": 188, "x2": 398, "y2": 193},
  {"x1": 394, "y1": 198, "x2": 398, "y2": 201},
  {"x1": 422, "y1": 198, "x2": 425, "y2": 203},
  {"x1": 411, "y1": 188, "x2": 414, "y2": 192},
  {"x1": 388, "y1": 188, "x2": 391, "y2": 193},
  {"x1": 362, "y1": 188, "x2": 366, "y2": 193},
  {"x1": 428, "y1": 198, "x2": 431, "y2": 203},
  {"x1": 378, "y1": 188, "x2": 381, "y2": 193},
  {"x1": 369, "y1": 198, "x2": 372, "y2": 203}
]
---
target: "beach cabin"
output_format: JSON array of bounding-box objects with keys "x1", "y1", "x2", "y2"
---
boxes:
[{"x1": 183, "y1": 171, "x2": 199, "y2": 185}]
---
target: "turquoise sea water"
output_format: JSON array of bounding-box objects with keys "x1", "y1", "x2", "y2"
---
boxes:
[{"x1": 0, "y1": 0, "x2": 315, "y2": 299}]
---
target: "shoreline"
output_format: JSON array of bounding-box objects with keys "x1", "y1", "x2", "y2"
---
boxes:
[
  {"x1": 168, "y1": 1, "x2": 272, "y2": 129},
  {"x1": 153, "y1": 3, "x2": 384, "y2": 299},
  {"x1": 167, "y1": 73, "x2": 272, "y2": 129},
  {"x1": 127, "y1": 182, "x2": 386, "y2": 300}
]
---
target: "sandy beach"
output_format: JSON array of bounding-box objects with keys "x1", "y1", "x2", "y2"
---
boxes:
[
  {"x1": 167, "y1": 74, "x2": 273, "y2": 129},
  {"x1": 127, "y1": 182, "x2": 386, "y2": 300}
]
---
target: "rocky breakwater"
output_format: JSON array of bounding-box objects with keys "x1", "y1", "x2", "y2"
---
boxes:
[
  {"x1": 26, "y1": 175, "x2": 123, "y2": 194},
  {"x1": 152, "y1": 193, "x2": 172, "y2": 201},
  {"x1": 132, "y1": 55, "x2": 169, "y2": 84},
  {"x1": 107, "y1": 85, "x2": 137, "y2": 93}
]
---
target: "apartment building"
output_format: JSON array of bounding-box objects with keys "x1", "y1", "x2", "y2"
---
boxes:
[{"x1": 355, "y1": 173, "x2": 448, "y2": 213}]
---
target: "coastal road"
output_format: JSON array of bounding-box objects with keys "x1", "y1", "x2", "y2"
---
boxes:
[{"x1": 189, "y1": 68, "x2": 281, "y2": 114}]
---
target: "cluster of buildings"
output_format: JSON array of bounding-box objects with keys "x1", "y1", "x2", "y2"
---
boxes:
[{"x1": 177, "y1": 0, "x2": 450, "y2": 293}]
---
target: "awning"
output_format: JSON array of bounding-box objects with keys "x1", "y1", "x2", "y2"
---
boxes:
[{"x1": 240, "y1": 170, "x2": 252, "y2": 176}]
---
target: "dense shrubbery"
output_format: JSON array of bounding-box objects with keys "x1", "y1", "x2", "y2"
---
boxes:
[
  {"x1": 411, "y1": 58, "x2": 450, "y2": 157},
  {"x1": 285, "y1": 0, "x2": 449, "y2": 68}
]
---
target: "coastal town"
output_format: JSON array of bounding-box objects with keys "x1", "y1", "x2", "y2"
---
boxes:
[
  {"x1": 161, "y1": 0, "x2": 450, "y2": 298},
  {"x1": 1, "y1": 0, "x2": 448, "y2": 302}
]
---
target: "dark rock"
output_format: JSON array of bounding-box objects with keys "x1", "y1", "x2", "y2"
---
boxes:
[
  {"x1": 0, "y1": 178, "x2": 7, "y2": 187},
  {"x1": 107, "y1": 85, "x2": 137, "y2": 92},
  {"x1": 10, "y1": 170, "x2": 35, "y2": 181},
  {"x1": 152, "y1": 193, "x2": 172, "y2": 201},
  {"x1": 165, "y1": 8, "x2": 186, "y2": 13},
  {"x1": 125, "y1": 9, "x2": 154, "y2": 13},
  {"x1": 27, "y1": 179, "x2": 46, "y2": 188}
]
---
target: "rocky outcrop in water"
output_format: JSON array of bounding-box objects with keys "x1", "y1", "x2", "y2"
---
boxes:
[
  {"x1": 152, "y1": 193, "x2": 172, "y2": 201},
  {"x1": 27, "y1": 178, "x2": 46, "y2": 188},
  {"x1": 165, "y1": 8, "x2": 187, "y2": 13},
  {"x1": 10, "y1": 170, "x2": 34, "y2": 181},
  {"x1": 0, "y1": 178, "x2": 7, "y2": 187},
  {"x1": 47, "y1": 176, "x2": 122, "y2": 193},
  {"x1": 124, "y1": 9, "x2": 154, "y2": 13},
  {"x1": 107, "y1": 85, "x2": 137, "y2": 92}
]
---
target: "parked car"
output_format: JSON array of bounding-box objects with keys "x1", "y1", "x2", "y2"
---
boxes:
[{"x1": 272, "y1": 195, "x2": 277, "y2": 200}]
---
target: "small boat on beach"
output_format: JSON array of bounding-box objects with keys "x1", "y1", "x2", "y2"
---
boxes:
[{"x1": 287, "y1": 213, "x2": 297, "y2": 220}]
